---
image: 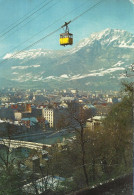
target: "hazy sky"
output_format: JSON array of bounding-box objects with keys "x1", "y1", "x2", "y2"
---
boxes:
[{"x1": 0, "y1": 0, "x2": 133, "y2": 56}]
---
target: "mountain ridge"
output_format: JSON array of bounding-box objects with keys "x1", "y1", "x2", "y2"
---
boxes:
[{"x1": 1, "y1": 28, "x2": 134, "y2": 91}]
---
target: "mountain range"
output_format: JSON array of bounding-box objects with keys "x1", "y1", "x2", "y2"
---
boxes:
[{"x1": 1, "y1": 28, "x2": 134, "y2": 91}]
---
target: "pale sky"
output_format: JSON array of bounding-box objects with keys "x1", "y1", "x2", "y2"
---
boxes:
[{"x1": 0, "y1": 0, "x2": 133, "y2": 57}]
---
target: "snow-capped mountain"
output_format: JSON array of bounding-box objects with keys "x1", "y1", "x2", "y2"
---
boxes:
[{"x1": 1, "y1": 28, "x2": 134, "y2": 91}]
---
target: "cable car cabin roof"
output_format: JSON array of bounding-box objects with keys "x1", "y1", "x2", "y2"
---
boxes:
[{"x1": 60, "y1": 32, "x2": 73, "y2": 36}]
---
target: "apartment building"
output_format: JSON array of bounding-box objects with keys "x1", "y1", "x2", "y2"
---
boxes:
[
  {"x1": 43, "y1": 108, "x2": 68, "y2": 129},
  {"x1": 43, "y1": 108, "x2": 54, "y2": 128}
]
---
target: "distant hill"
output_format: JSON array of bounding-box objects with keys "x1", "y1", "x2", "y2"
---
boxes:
[{"x1": 1, "y1": 28, "x2": 134, "y2": 91}]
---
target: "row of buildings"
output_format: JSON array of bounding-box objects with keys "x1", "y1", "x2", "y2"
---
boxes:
[
  {"x1": 0, "y1": 88, "x2": 122, "y2": 134},
  {"x1": 0, "y1": 99, "x2": 98, "y2": 131}
]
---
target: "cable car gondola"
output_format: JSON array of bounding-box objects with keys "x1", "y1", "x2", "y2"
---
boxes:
[{"x1": 60, "y1": 21, "x2": 73, "y2": 46}]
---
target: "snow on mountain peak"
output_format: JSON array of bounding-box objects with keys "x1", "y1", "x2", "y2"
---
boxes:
[
  {"x1": 90, "y1": 28, "x2": 134, "y2": 48},
  {"x1": 3, "y1": 29, "x2": 134, "y2": 60},
  {"x1": 3, "y1": 49, "x2": 53, "y2": 60},
  {"x1": 69, "y1": 28, "x2": 134, "y2": 54},
  {"x1": 129, "y1": 0, "x2": 134, "y2": 5}
]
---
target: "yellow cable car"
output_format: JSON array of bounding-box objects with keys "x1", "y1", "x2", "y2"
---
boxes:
[{"x1": 60, "y1": 21, "x2": 73, "y2": 46}]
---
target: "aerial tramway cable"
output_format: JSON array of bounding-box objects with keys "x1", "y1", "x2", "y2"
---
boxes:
[
  {"x1": 71, "y1": 0, "x2": 106, "y2": 23},
  {"x1": 0, "y1": 0, "x2": 106, "y2": 66},
  {"x1": 0, "y1": 0, "x2": 54, "y2": 40},
  {"x1": 0, "y1": 0, "x2": 88, "y2": 58},
  {"x1": 0, "y1": 0, "x2": 48, "y2": 36},
  {"x1": 0, "y1": 0, "x2": 58, "y2": 43}
]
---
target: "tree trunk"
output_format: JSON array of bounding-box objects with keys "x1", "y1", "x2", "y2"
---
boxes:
[
  {"x1": 92, "y1": 158, "x2": 96, "y2": 181},
  {"x1": 80, "y1": 126, "x2": 89, "y2": 186}
]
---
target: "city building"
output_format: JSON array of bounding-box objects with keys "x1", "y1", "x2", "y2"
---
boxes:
[
  {"x1": 43, "y1": 108, "x2": 69, "y2": 129},
  {"x1": 86, "y1": 116, "x2": 105, "y2": 130},
  {"x1": 21, "y1": 117, "x2": 38, "y2": 128},
  {"x1": 42, "y1": 108, "x2": 54, "y2": 128},
  {"x1": 14, "y1": 112, "x2": 22, "y2": 121}
]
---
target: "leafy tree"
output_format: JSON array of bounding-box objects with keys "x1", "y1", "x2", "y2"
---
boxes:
[
  {"x1": 0, "y1": 136, "x2": 26, "y2": 194},
  {"x1": 57, "y1": 82, "x2": 133, "y2": 191},
  {"x1": 0, "y1": 169, "x2": 24, "y2": 195}
]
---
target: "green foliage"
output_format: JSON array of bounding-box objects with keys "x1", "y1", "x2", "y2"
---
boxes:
[
  {"x1": 0, "y1": 141, "x2": 27, "y2": 194},
  {"x1": 0, "y1": 169, "x2": 24, "y2": 195}
]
